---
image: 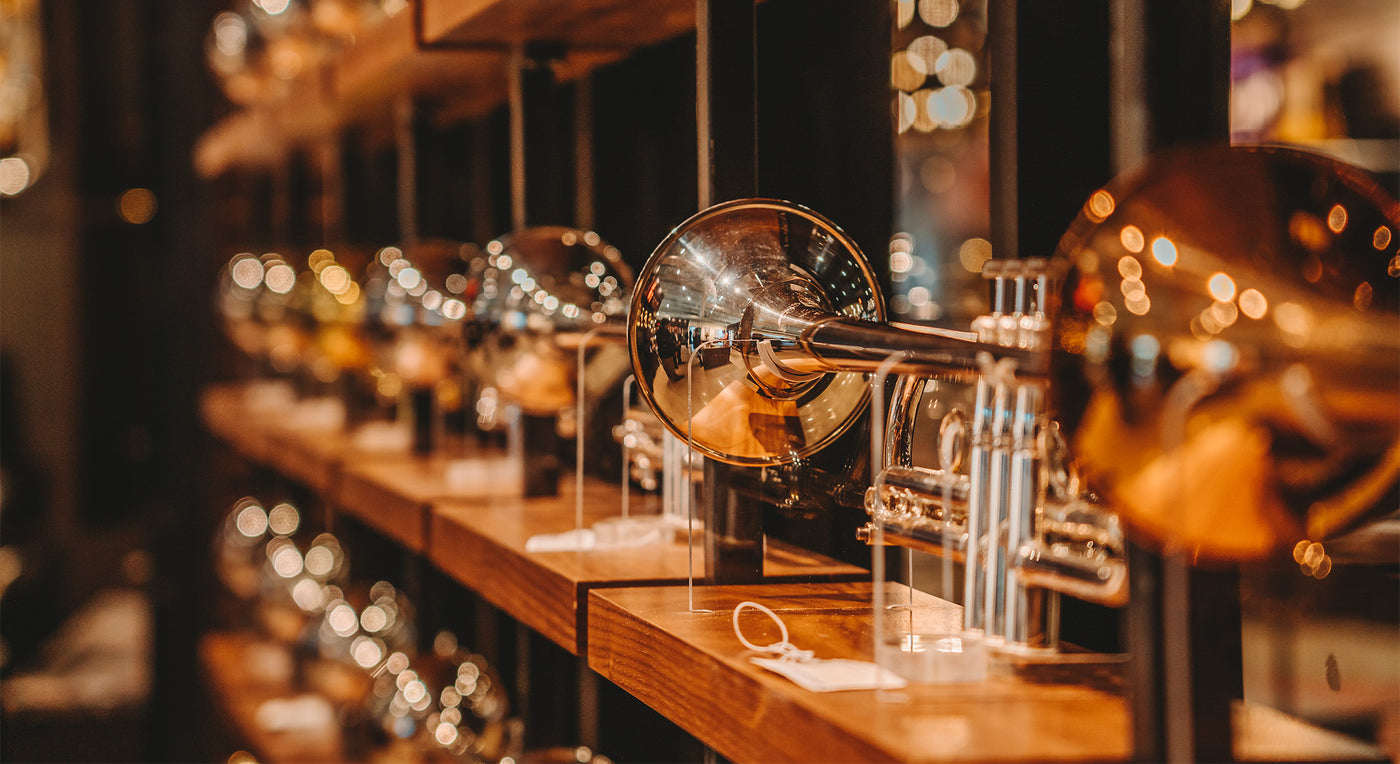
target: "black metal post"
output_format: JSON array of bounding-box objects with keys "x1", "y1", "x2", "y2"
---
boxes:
[
  {"x1": 507, "y1": 42, "x2": 570, "y2": 496},
  {"x1": 1106, "y1": 2, "x2": 1236, "y2": 761},
  {"x1": 696, "y1": 0, "x2": 763, "y2": 585}
]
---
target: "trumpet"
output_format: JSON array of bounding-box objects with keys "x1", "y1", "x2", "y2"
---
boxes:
[{"x1": 624, "y1": 144, "x2": 1400, "y2": 650}]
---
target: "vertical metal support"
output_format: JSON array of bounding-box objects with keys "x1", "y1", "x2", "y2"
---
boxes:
[
  {"x1": 507, "y1": 42, "x2": 568, "y2": 497},
  {"x1": 696, "y1": 0, "x2": 757, "y2": 208},
  {"x1": 393, "y1": 94, "x2": 419, "y2": 246},
  {"x1": 470, "y1": 122, "x2": 496, "y2": 245},
  {"x1": 319, "y1": 137, "x2": 344, "y2": 247},
  {"x1": 1107, "y1": 3, "x2": 1234, "y2": 761},
  {"x1": 1109, "y1": 0, "x2": 1148, "y2": 176},
  {"x1": 508, "y1": 44, "x2": 529, "y2": 231},
  {"x1": 702, "y1": 459, "x2": 764, "y2": 584},
  {"x1": 696, "y1": 0, "x2": 761, "y2": 585},
  {"x1": 574, "y1": 74, "x2": 595, "y2": 231},
  {"x1": 986, "y1": 0, "x2": 1018, "y2": 262},
  {"x1": 510, "y1": 41, "x2": 570, "y2": 229}
]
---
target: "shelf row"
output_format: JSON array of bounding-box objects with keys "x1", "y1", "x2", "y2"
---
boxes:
[
  {"x1": 195, "y1": 0, "x2": 697, "y2": 176},
  {"x1": 198, "y1": 382, "x2": 1382, "y2": 763}
]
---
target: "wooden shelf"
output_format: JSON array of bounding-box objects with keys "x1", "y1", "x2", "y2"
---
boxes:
[
  {"x1": 429, "y1": 478, "x2": 867, "y2": 655},
  {"x1": 332, "y1": 451, "x2": 482, "y2": 551},
  {"x1": 200, "y1": 385, "x2": 288, "y2": 468},
  {"x1": 419, "y1": 0, "x2": 694, "y2": 50},
  {"x1": 201, "y1": 382, "x2": 1389, "y2": 763},
  {"x1": 196, "y1": 0, "x2": 698, "y2": 176},
  {"x1": 200, "y1": 632, "x2": 348, "y2": 764},
  {"x1": 587, "y1": 582, "x2": 1134, "y2": 763}
]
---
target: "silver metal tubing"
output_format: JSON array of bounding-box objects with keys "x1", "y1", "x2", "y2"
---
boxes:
[{"x1": 963, "y1": 376, "x2": 992, "y2": 632}]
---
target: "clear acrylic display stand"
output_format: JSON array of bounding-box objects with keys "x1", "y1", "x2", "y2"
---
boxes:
[
  {"x1": 868, "y1": 352, "x2": 986, "y2": 688},
  {"x1": 571, "y1": 328, "x2": 677, "y2": 549}
]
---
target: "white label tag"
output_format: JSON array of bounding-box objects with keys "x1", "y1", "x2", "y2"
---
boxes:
[{"x1": 751, "y1": 656, "x2": 908, "y2": 692}]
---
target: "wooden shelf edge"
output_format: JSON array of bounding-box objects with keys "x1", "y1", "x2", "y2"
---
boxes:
[
  {"x1": 197, "y1": 0, "x2": 699, "y2": 176},
  {"x1": 586, "y1": 583, "x2": 1135, "y2": 763}
]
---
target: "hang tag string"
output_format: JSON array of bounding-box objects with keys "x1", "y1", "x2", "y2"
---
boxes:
[{"x1": 733, "y1": 601, "x2": 814, "y2": 663}]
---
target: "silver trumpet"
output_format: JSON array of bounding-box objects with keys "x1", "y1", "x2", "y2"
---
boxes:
[
  {"x1": 628, "y1": 199, "x2": 1045, "y2": 468},
  {"x1": 475, "y1": 226, "x2": 633, "y2": 422},
  {"x1": 626, "y1": 145, "x2": 1400, "y2": 653}
]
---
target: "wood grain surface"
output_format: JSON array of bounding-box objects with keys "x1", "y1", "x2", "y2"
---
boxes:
[
  {"x1": 200, "y1": 632, "x2": 347, "y2": 764},
  {"x1": 200, "y1": 385, "x2": 281, "y2": 467},
  {"x1": 429, "y1": 476, "x2": 867, "y2": 654},
  {"x1": 199, "y1": 0, "x2": 702, "y2": 176},
  {"x1": 587, "y1": 582, "x2": 1134, "y2": 763},
  {"x1": 420, "y1": 0, "x2": 696, "y2": 50}
]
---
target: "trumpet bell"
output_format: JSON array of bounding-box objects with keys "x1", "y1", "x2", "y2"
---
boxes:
[
  {"x1": 483, "y1": 226, "x2": 634, "y2": 416},
  {"x1": 629, "y1": 199, "x2": 885, "y2": 466},
  {"x1": 1054, "y1": 144, "x2": 1400, "y2": 561}
]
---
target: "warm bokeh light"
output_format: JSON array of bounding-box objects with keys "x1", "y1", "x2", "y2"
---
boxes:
[
  {"x1": 271, "y1": 544, "x2": 303, "y2": 578},
  {"x1": 268, "y1": 502, "x2": 300, "y2": 535},
  {"x1": 1119, "y1": 225, "x2": 1145, "y2": 253},
  {"x1": 0, "y1": 156, "x2": 33, "y2": 196},
  {"x1": 1211, "y1": 299, "x2": 1239, "y2": 327},
  {"x1": 235, "y1": 503, "x2": 268, "y2": 538},
  {"x1": 1087, "y1": 190, "x2": 1115, "y2": 222},
  {"x1": 890, "y1": 250, "x2": 913, "y2": 274},
  {"x1": 118, "y1": 188, "x2": 157, "y2": 224},
  {"x1": 291, "y1": 578, "x2": 323, "y2": 611},
  {"x1": 1117, "y1": 255, "x2": 1142, "y2": 279},
  {"x1": 352, "y1": 637, "x2": 384, "y2": 668},
  {"x1": 1327, "y1": 204, "x2": 1348, "y2": 234},
  {"x1": 896, "y1": 0, "x2": 916, "y2": 27},
  {"x1": 1374, "y1": 226, "x2": 1393, "y2": 251},
  {"x1": 891, "y1": 51, "x2": 925, "y2": 91},
  {"x1": 1150, "y1": 237, "x2": 1177, "y2": 267},
  {"x1": 911, "y1": 88, "x2": 937, "y2": 132},
  {"x1": 360, "y1": 604, "x2": 388, "y2": 632},
  {"x1": 328, "y1": 603, "x2": 358, "y2": 637},
  {"x1": 254, "y1": 0, "x2": 291, "y2": 16},
  {"x1": 907, "y1": 35, "x2": 948, "y2": 75},
  {"x1": 1207, "y1": 272, "x2": 1236, "y2": 302},
  {"x1": 319, "y1": 264, "x2": 351, "y2": 294},
  {"x1": 304, "y1": 546, "x2": 334, "y2": 577},
  {"x1": 928, "y1": 85, "x2": 975, "y2": 128},
  {"x1": 264, "y1": 262, "x2": 296, "y2": 294},
  {"x1": 1353, "y1": 281, "x2": 1373, "y2": 311},
  {"x1": 1273, "y1": 301, "x2": 1310, "y2": 343},
  {"x1": 1238, "y1": 288, "x2": 1268, "y2": 319},
  {"x1": 935, "y1": 48, "x2": 977, "y2": 87},
  {"x1": 959, "y1": 238, "x2": 992, "y2": 272},
  {"x1": 918, "y1": 0, "x2": 959, "y2": 27},
  {"x1": 1289, "y1": 211, "x2": 1330, "y2": 252},
  {"x1": 230, "y1": 254, "x2": 264, "y2": 289},
  {"x1": 213, "y1": 12, "x2": 248, "y2": 57}
]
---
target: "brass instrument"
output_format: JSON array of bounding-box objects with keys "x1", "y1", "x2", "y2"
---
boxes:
[
  {"x1": 477, "y1": 226, "x2": 633, "y2": 420},
  {"x1": 625, "y1": 146, "x2": 1400, "y2": 652},
  {"x1": 628, "y1": 199, "x2": 1043, "y2": 468},
  {"x1": 1051, "y1": 144, "x2": 1399, "y2": 563}
]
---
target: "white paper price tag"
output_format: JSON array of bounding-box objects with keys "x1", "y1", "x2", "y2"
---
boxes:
[
  {"x1": 733, "y1": 601, "x2": 907, "y2": 693},
  {"x1": 750, "y1": 656, "x2": 907, "y2": 692}
]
